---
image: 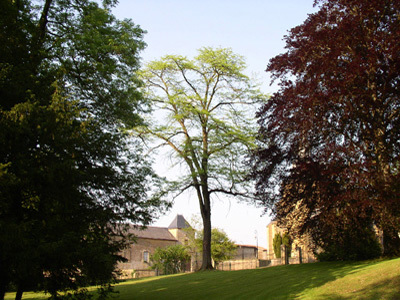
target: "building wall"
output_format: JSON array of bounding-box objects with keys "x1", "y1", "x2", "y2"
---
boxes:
[
  {"x1": 266, "y1": 221, "x2": 315, "y2": 262},
  {"x1": 258, "y1": 249, "x2": 268, "y2": 260},
  {"x1": 168, "y1": 228, "x2": 189, "y2": 245},
  {"x1": 266, "y1": 221, "x2": 284, "y2": 259},
  {"x1": 117, "y1": 238, "x2": 179, "y2": 278},
  {"x1": 234, "y1": 246, "x2": 258, "y2": 260}
]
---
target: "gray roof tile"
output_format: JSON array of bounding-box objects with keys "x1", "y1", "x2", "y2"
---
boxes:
[
  {"x1": 129, "y1": 226, "x2": 177, "y2": 241},
  {"x1": 168, "y1": 214, "x2": 190, "y2": 229}
]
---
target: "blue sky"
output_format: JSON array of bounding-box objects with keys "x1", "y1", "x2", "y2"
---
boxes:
[{"x1": 112, "y1": 0, "x2": 318, "y2": 247}]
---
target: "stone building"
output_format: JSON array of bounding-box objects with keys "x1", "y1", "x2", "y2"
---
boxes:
[
  {"x1": 117, "y1": 214, "x2": 191, "y2": 278},
  {"x1": 234, "y1": 244, "x2": 258, "y2": 260},
  {"x1": 118, "y1": 215, "x2": 283, "y2": 277},
  {"x1": 266, "y1": 220, "x2": 316, "y2": 265}
]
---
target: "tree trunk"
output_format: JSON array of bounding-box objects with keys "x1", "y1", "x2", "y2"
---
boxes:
[
  {"x1": 197, "y1": 184, "x2": 213, "y2": 270},
  {"x1": 382, "y1": 225, "x2": 400, "y2": 257},
  {"x1": 15, "y1": 286, "x2": 23, "y2": 300},
  {"x1": 0, "y1": 272, "x2": 8, "y2": 300},
  {"x1": 200, "y1": 209, "x2": 213, "y2": 270}
]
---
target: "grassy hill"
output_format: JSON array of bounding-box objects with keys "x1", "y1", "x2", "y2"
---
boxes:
[{"x1": 6, "y1": 258, "x2": 400, "y2": 299}]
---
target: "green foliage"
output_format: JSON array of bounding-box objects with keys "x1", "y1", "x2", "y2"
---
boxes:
[
  {"x1": 0, "y1": 0, "x2": 164, "y2": 298},
  {"x1": 194, "y1": 228, "x2": 237, "y2": 265},
  {"x1": 150, "y1": 245, "x2": 190, "y2": 275},
  {"x1": 272, "y1": 232, "x2": 292, "y2": 259},
  {"x1": 210, "y1": 229, "x2": 238, "y2": 264},
  {"x1": 317, "y1": 227, "x2": 382, "y2": 262},
  {"x1": 273, "y1": 233, "x2": 282, "y2": 258},
  {"x1": 282, "y1": 232, "x2": 292, "y2": 258},
  {"x1": 184, "y1": 218, "x2": 237, "y2": 265},
  {"x1": 139, "y1": 47, "x2": 267, "y2": 269},
  {"x1": 282, "y1": 232, "x2": 291, "y2": 247}
]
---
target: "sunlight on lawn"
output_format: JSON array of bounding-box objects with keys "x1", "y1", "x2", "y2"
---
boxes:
[{"x1": 4, "y1": 258, "x2": 400, "y2": 300}]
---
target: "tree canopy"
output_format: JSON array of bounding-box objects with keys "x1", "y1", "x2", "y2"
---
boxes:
[
  {"x1": 185, "y1": 221, "x2": 237, "y2": 266},
  {"x1": 251, "y1": 0, "x2": 400, "y2": 257},
  {"x1": 0, "y1": 0, "x2": 164, "y2": 299},
  {"x1": 139, "y1": 47, "x2": 266, "y2": 270},
  {"x1": 208, "y1": 228, "x2": 237, "y2": 265}
]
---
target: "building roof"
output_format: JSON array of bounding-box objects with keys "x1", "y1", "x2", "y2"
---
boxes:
[
  {"x1": 129, "y1": 226, "x2": 177, "y2": 241},
  {"x1": 168, "y1": 214, "x2": 191, "y2": 229},
  {"x1": 236, "y1": 244, "x2": 258, "y2": 249},
  {"x1": 235, "y1": 244, "x2": 268, "y2": 251}
]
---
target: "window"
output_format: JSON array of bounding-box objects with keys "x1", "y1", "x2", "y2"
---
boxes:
[{"x1": 143, "y1": 250, "x2": 149, "y2": 263}]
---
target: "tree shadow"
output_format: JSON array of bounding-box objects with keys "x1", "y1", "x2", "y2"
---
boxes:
[
  {"x1": 116, "y1": 260, "x2": 387, "y2": 299},
  {"x1": 8, "y1": 259, "x2": 398, "y2": 299},
  {"x1": 256, "y1": 260, "x2": 373, "y2": 299},
  {"x1": 317, "y1": 276, "x2": 400, "y2": 300}
]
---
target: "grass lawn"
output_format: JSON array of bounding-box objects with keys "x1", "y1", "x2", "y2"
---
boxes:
[{"x1": 5, "y1": 257, "x2": 400, "y2": 299}]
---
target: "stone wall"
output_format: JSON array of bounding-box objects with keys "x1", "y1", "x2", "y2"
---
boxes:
[
  {"x1": 118, "y1": 269, "x2": 157, "y2": 279},
  {"x1": 266, "y1": 221, "x2": 316, "y2": 262},
  {"x1": 216, "y1": 259, "x2": 271, "y2": 271},
  {"x1": 168, "y1": 228, "x2": 189, "y2": 244},
  {"x1": 117, "y1": 238, "x2": 179, "y2": 276}
]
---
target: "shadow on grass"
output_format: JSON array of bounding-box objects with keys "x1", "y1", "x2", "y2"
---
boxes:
[
  {"x1": 115, "y1": 260, "x2": 383, "y2": 300},
  {"x1": 6, "y1": 259, "x2": 399, "y2": 299},
  {"x1": 317, "y1": 276, "x2": 400, "y2": 300}
]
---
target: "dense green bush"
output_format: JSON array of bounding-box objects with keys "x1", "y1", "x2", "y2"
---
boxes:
[
  {"x1": 316, "y1": 227, "x2": 382, "y2": 261},
  {"x1": 150, "y1": 245, "x2": 190, "y2": 275},
  {"x1": 273, "y1": 232, "x2": 293, "y2": 259},
  {"x1": 282, "y1": 232, "x2": 292, "y2": 258},
  {"x1": 273, "y1": 233, "x2": 282, "y2": 258}
]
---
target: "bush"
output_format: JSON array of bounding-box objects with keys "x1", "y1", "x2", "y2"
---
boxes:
[
  {"x1": 282, "y1": 232, "x2": 292, "y2": 258},
  {"x1": 273, "y1": 232, "x2": 293, "y2": 259},
  {"x1": 273, "y1": 233, "x2": 282, "y2": 258},
  {"x1": 150, "y1": 245, "x2": 190, "y2": 275},
  {"x1": 316, "y1": 227, "x2": 382, "y2": 261}
]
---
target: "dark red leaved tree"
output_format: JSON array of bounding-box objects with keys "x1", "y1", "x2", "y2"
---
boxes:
[{"x1": 252, "y1": 0, "x2": 400, "y2": 257}]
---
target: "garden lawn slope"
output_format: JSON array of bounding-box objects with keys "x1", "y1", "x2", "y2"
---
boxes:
[{"x1": 6, "y1": 258, "x2": 400, "y2": 299}]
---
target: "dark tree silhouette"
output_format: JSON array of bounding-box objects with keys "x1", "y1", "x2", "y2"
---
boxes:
[{"x1": 0, "y1": 1, "x2": 164, "y2": 298}]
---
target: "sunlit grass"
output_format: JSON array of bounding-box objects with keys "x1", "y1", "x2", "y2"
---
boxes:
[
  {"x1": 114, "y1": 258, "x2": 400, "y2": 300},
  {"x1": 5, "y1": 258, "x2": 400, "y2": 299}
]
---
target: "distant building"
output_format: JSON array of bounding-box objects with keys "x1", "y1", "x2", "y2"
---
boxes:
[
  {"x1": 215, "y1": 244, "x2": 270, "y2": 271},
  {"x1": 118, "y1": 215, "x2": 287, "y2": 278},
  {"x1": 266, "y1": 220, "x2": 316, "y2": 265},
  {"x1": 117, "y1": 214, "x2": 192, "y2": 278}
]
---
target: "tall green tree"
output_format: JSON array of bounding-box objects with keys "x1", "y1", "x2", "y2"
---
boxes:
[
  {"x1": 0, "y1": 0, "x2": 164, "y2": 299},
  {"x1": 251, "y1": 0, "x2": 400, "y2": 257},
  {"x1": 139, "y1": 48, "x2": 266, "y2": 270}
]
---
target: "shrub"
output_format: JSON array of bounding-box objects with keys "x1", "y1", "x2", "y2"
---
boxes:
[
  {"x1": 316, "y1": 226, "x2": 382, "y2": 261},
  {"x1": 282, "y1": 232, "x2": 292, "y2": 258},
  {"x1": 150, "y1": 245, "x2": 190, "y2": 275},
  {"x1": 273, "y1": 233, "x2": 282, "y2": 258}
]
